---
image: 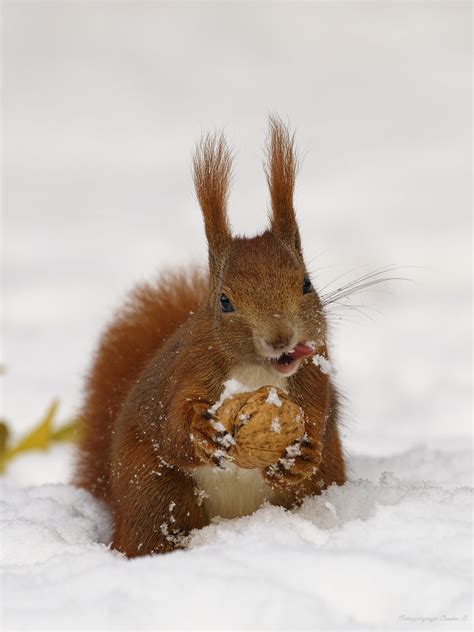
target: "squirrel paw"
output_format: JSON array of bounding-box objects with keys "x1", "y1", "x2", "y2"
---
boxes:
[
  {"x1": 190, "y1": 402, "x2": 235, "y2": 469},
  {"x1": 263, "y1": 434, "x2": 322, "y2": 490}
]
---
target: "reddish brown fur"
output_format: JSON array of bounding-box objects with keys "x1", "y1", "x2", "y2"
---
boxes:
[
  {"x1": 75, "y1": 269, "x2": 208, "y2": 500},
  {"x1": 265, "y1": 115, "x2": 300, "y2": 250},
  {"x1": 193, "y1": 132, "x2": 233, "y2": 277},
  {"x1": 74, "y1": 117, "x2": 346, "y2": 556}
]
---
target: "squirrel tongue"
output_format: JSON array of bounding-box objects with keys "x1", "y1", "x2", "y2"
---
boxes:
[{"x1": 286, "y1": 343, "x2": 314, "y2": 360}]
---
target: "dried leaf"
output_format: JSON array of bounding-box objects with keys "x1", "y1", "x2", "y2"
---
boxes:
[
  {"x1": 6, "y1": 400, "x2": 58, "y2": 460},
  {"x1": 52, "y1": 419, "x2": 81, "y2": 443}
]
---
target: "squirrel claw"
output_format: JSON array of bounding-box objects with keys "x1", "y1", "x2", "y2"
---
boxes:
[
  {"x1": 190, "y1": 403, "x2": 233, "y2": 467},
  {"x1": 263, "y1": 435, "x2": 321, "y2": 490}
]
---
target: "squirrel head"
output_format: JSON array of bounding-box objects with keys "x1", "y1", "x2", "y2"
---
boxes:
[{"x1": 193, "y1": 116, "x2": 326, "y2": 377}]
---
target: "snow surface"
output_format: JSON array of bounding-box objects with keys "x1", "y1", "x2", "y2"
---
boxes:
[
  {"x1": 1, "y1": 446, "x2": 472, "y2": 630},
  {"x1": 2, "y1": 2, "x2": 472, "y2": 630}
]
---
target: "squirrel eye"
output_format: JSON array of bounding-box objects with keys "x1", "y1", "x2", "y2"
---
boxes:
[
  {"x1": 303, "y1": 275, "x2": 313, "y2": 294},
  {"x1": 219, "y1": 293, "x2": 235, "y2": 313}
]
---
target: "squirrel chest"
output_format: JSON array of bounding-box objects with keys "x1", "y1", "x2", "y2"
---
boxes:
[{"x1": 192, "y1": 363, "x2": 287, "y2": 520}]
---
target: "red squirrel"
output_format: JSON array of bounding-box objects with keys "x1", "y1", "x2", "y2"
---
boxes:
[{"x1": 74, "y1": 117, "x2": 346, "y2": 556}]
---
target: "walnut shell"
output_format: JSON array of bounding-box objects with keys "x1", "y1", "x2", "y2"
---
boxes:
[{"x1": 215, "y1": 386, "x2": 305, "y2": 469}]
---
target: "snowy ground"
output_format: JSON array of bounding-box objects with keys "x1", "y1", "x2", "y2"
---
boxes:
[{"x1": 2, "y1": 2, "x2": 472, "y2": 630}]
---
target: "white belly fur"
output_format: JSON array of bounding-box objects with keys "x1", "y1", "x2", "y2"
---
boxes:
[{"x1": 193, "y1": 363, "x2": 287, "y2": 520}]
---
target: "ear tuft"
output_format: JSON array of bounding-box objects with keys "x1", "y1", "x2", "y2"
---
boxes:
[
  {"x1": 193, "y1": 131, "x2": 233, "y2": 261},
  {"x1": 264, "y1": 115, "x2": 301, "y2": 253}
]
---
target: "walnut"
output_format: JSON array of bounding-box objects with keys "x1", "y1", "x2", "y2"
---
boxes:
[{"x1": 215, "y1": 386, "x2": 305, "y2": 469}]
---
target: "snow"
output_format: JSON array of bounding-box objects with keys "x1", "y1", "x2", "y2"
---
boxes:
[
  {"x1": 285, "y1": 442, "x2": 302, "y2": 458},
  {"x1": 312, "y1": 353, "x2": 333, "y2": 375},
  {"x1": 265, "y1": 387, "x2": 283, "y2": 408},
  {"x1": 2, "y1": 2, "x2": 472, "y2": 630},
  {"x1": 1, "y1": 450, "x2": 472, "y2": 630},
  {"x1": 271, "y1": 417, "x2": 282, "y2": 433},
  {"x1": 214, "y1": 430, "x2": 236, "y2": 450},
  {"x1": 208, "y1": 379, "x2": 250, "y2": 415}
]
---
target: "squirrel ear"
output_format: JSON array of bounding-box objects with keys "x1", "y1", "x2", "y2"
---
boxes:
[
  {"x1": 264, "y1": 115, "x2": 302, "y2": 254},
  {"x1": 193, "y1": 132, "x2": 233, "y2": 269}
]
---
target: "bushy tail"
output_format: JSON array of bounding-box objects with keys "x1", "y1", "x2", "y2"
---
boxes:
[{"x1": 74, "y1": 267, "x2": 208, "y2": 500}]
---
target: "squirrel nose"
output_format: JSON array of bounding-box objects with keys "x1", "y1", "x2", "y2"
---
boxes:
[{"x1": 265, "y1": 332, "x2": 294, "y2": 352}]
